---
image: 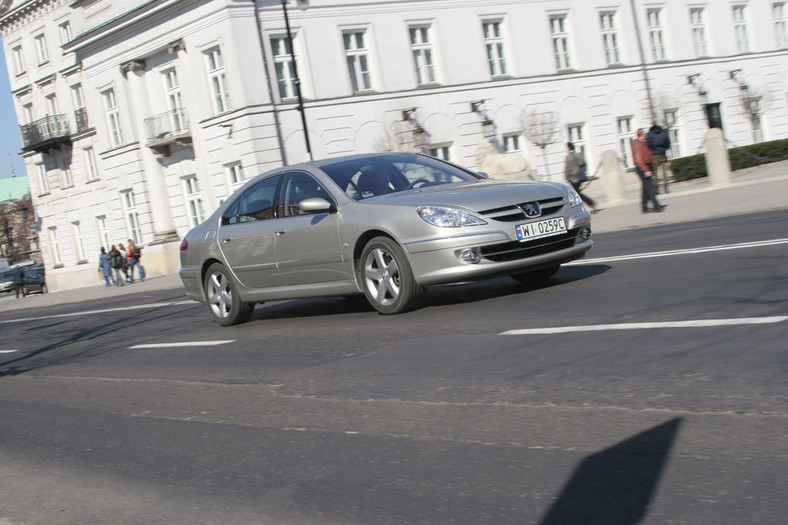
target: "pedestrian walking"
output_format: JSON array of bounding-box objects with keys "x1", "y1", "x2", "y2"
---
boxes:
[
  {"x1": 646, "y1": 124, "x2": 672, "y2": 194},
  {"x1": 117, "y1": 243, "x2": 130, "y2": 283},
  {"x1": 98, "y1": 247, "x2": 115, "y2": 287},
  {"x1": 108, "y1": 244, "x2": 126, "y2": 286},
  {"x1": 127, "y1": 239, "x2": 146, "y2": 283},
  {"x1": 632, "y1": 128, "x2": 665, "y2": 214},
  {"x1": 12, "y1": 265, "x2": 26, "y2": 298},
  {"x1": 563, "y1": 142, "x2": 597, "y2": 213}
]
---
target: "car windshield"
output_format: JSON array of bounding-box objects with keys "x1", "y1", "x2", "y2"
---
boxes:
[{"x1": 319, "y1": 154, "x2": 481, "y2": 200}]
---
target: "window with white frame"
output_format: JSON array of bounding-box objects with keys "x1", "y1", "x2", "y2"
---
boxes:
[
  {"x1": 123, "y1": 191, "x2": 143, "y2": 244},
  {"x1": 665, "y1": 110, "x2": 681, "y2": 158},
  {"x1": 71, "y1": 84, "x2": 85, "y2": 109},
  {"x1": 482, "y1": 20, "x2": 508, "y2": 77},
  {"x1": 428, "y1": 145, "x2": 451, "y2": 161},
  {"x1": 748, "y1": 98, "x2": 764, "y2": 142},
  {"x1": 206, "y1": 47, "x2": 231, "y2": 113},
  {"x1": 409, "y1": 25, "x2": 437, "y2": 85},
  {"x1": 503, "y1": 133, "x2": 523, "y2": 153},
  {"x1": 271, "y1": 35, "x2": 298, "y2": 99},
  {"x1": 72, "y1": 221, "x2": 87, "y2": 262},
  {"x1": 733, "y1": 5, "x2": 751, "y2": 53},
  {"x1": 690, "y1": 8, "x2": 709, "y2": 57},
  {"x1": 45, "y1": 93, "x2": 58, "y2": 115},
  {"x1": 37, "y1": 163, "x2": 50, "y2": 194},
  {"x1": 49, "y1": 227, "x2": 63, "y2": 266},
  {"x1": 59, "y1": 21, "x2": 72, "y2": 45},
  {"x1": 617, "y1": 117, "x2": 634, "y2": 166},
  {"x1": 549, "y1": 14, "x2": 572, "y2": 70},
  {"x1": 183, "y1": 176, "x2": 205, "y2": 227},
  {"x1": 163, "y1": 68, "x2": 186, "y2": 132},
  {"x1": 34, "y1": 33, "x2": 49, "y2": 64},
  {"x1": 23, "y1": 104, "x2": 33, "y2": 124},
  {"x1": 600, "y1": 11, "x2": 621, "y2": 65},
  {"x1": 12, "y1": 45, "x2": 25, "y2": 75},
  {"x1": 775, "y1": 3, "x2": 788, "y2": 48},
  {"x1": 102, "y1": 88, "x2": 124, "y2": 147},
  {"x1": 567, "y1": 124, "x2": 586, "y2": 158},
  {"x1": 84, "y1": 147, "x2": 99, "y2": 181},
  {"x1": 343, "y1": 30, "x2": 373, "y2": 92},
  {"x1": 225, "y1": 162, "x2": 245, "y2": 187},
  {"x1": 96, "y1": 216, "x2": 111, "y2": 251},
  {"x1": 647, "y1": 8, "x2": 667, "y2": 60},
  {"x1": 60, "y1": 157, "x2": 73, "y2": 187}
]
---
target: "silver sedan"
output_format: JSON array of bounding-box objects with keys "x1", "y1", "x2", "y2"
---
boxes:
[{"x1": 179, "y1": 153, "x2": 592, "y2": 325}]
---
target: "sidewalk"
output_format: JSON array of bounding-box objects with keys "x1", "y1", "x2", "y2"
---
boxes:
[{"x1": 1, "y1": 160, "x2": 786, "y2": 314}]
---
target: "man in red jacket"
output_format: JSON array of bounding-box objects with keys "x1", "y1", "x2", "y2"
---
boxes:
[{"x1": 631, "y1": 128, "x2": 665, "y2": 213}]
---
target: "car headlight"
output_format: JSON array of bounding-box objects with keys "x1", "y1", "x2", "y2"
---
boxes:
[
  {"x1": 567, "y1": 187, "x2": 583, "y2": 207},
  {"x1": 417, "y1": 206, "x2": 487, "y2": 227}
]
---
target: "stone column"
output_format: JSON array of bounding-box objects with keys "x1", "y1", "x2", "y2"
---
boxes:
[
  {"x1": 600, "y1": 149, "x2": 625, "y2": 202},
  {"x1": 121, "y1": 60, "x2": 179, "y2": 244},
  {"x1": 705, "y1": 128, "x2": 732, "y2": 186}
]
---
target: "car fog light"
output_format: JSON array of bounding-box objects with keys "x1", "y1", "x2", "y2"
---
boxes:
[
  {"x1": 581, "y1": 226, "x2": 592, "y2": 240},
  {"x1": 460, "y1": 248, "x2": 481, "y2": 264}
]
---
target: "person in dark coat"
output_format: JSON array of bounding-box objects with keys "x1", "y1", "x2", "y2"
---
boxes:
[
  {"x1": 646, "y1": 124, "x2": 672, "y2": 194},
  {"x1": 563, "y1": 142, "x2": 597, "y2": 212},
  {"x1": 632, "y1": 128, "x2": 665, "y2": 213},
  {"x1": 108, "y1": 245, "x2": 126, "y2": 287},
  {"x1": 12, "y1": 266, "x2": 26, "y2": 298}
]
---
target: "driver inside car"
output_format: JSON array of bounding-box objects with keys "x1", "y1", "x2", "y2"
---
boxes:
[{"x1": 358, "y1": 165, "x2": 396, "y2": 196}]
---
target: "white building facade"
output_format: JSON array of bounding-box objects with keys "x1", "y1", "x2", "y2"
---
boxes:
[{"x1": 1, "y1": 0, "x2": 786, "y2": 291}]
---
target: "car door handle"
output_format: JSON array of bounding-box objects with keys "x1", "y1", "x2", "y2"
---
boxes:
[
  {"x1": 222, "y1": 238, "x2": 232, "y2": 243},
  {"x1": 276, "y1": 230, "x2": 286, "y2": 236}
]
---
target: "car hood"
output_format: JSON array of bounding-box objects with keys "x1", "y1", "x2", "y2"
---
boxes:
[{"x1": 358, "y1": 179, "x2": 567, "y2": 211}]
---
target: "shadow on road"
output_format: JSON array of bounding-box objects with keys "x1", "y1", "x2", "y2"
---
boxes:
[{"x1": 539, "y1": 417, "x2": 682, "y2": 525}]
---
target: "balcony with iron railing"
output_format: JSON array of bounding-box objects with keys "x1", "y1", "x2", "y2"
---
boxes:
[
  {"x1": 144, "y1": 108, "x2": 192, "y2": 155},
  {"x1": 20, "y1": 115, "x2": 71, "y2": 154}
]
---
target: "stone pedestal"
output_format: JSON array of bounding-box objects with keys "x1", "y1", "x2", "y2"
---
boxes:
[
  {"x1": 705, "y1": 128, "x2": 732, "y2": 186},
  {"x1": 601, "y1": 149, "x2": 625, "y2": 202}
]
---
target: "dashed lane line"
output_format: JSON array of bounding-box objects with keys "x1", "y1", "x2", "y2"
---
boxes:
[
  {"x1": 0, "y1": 300, "x2": 197, "y2": 325},
  {"x1": 500, "y1": 316, "x2": 788, "y2": 335},
  {"x1": 130, "y1": 341, "x2": 236, "y2": 349},
  {"x1": 0, "y1": 350, "x2": 19, "y2": 353}
]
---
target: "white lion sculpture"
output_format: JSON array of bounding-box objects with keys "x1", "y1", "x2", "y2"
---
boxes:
[{"x1": 475, "y1": 140, "x2": 539, "y2": 181}]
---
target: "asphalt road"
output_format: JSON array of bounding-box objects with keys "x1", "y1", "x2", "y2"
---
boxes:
[{"x1": 1, "y1": 210, "x2": 787, "y2": 524}]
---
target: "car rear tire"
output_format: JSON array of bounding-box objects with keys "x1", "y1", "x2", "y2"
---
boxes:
[
  {"x1": 359, "y1": 236, "x2": 423, "y2": 314},
  {"x1": 511, "y1": 265, "x2": 560, "y2": 284},
  {"x1": 204, "y1": 262, "x2": 254, "y2": 326}
]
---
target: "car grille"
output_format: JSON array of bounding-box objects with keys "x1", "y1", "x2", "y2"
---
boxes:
[
  {"x1": 480, "y1": 228, "x2": 580, "y2": 262},
  {"x1": 478, "y1": 196, "x2": 565, "y2": 223}
]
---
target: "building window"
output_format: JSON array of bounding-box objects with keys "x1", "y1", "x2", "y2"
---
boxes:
[
  {"x1": 23, "y1": 104, "x2": 33, "y2": 124},
  {"x1": 71, "y1": 84, "x2": 85, "y2": 109},
  {"x1": 48, "y1": 227, "x2": 63, "y2": 266},
  {"x1": 123, "y1": 191, "x2": 143, "y2": 244},
  {"x1": 72, "y1": 222, "x2": 87, "y2": 263},
  {"x1": 59, "y1": 21, "x2": 72, "y2": 45},
  {"x1": 747, "y1": 98, "x2": 764, "y2": 142},
  {"x1": 34, "y1": 33, "x2": 49, "y2": 65},
  {"x1": 206, "y1": 47, "x2": 231, "y2": 113},
  {"x1": 690, "y1": 8, "x2": 709, "y2": 57},
  {"x1": 600, "y1": 11, "x2": 621, "y2": 65},
  {"x1": 733, "y1": 5, "x2": 751, "y2": 53},
  {"x1": 549, "y1": 15, "x2": 572, "y2": 70},
  {"x1": 37, "y1": 164, "x2": 50, "y2": 194},
  {"x1": 409, "y1": 25, "x2": 437, "y2": 85},
  {"x1": 84, "y1": 147, "x2": 99, "y2": 181},
  {"x1": 503, "y1": 133, "x2": 523, "y2": 153},
  {"x1": 482, "y1": 20, "x2": 507, "y2": 76},
  {"x1": 183, "y1": 176, "x2": 205, "y2": 227},
  {"x1": 96, "y1": 216, "x2": 111, "y2": 250},
  {"x1": 45, "y1": 93, "x2": 58, "y2": 115},
  {"x1": 102, "y1": 88, "x2": 124, "y2": 147},
  {"x1": 225, "y1": 162, "x2": 245, "y2": 187},
  {"x1": 428, "y1": 145, "x2": 451, "y2": 161},
  {"x1": 343, "y1": 30, "x2": 373, "y2": 92},
  {"x1": 271, "y1": 36, "x2": 298, "y2": 99},
  {"x1": 647, "y1": 8, "x2": 667, "y2": 60},
  {"x1": 775, "y1": 3, "x2": 788, "y2": 48},
  {"x1": 567, "y1": 124, "x2": 586, "y2": 157},
  {"x1": 12, "y1": 45, "x2": 25, "y2": 75},
  {"x1": 60, "y1": 157, "x2": 73, "y2": 187},
  {"x1": 163, "y1": 68, "x2": 186, "y2": 132},
  {"x1": 665, "y1": 110, "x2": 681, "y2": 158},
  {"x1": 617, "y1": 117, "x2": 634, "y2": 166}
]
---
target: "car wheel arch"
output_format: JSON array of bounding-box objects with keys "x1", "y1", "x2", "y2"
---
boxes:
[{"x1": 353, "y1": 229, "x2": 397, "y2": 274}]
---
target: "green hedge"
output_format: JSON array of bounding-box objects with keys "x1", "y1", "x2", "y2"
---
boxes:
[{"x1": 669, "y1": 138, "x2": 788, "y2": 182}]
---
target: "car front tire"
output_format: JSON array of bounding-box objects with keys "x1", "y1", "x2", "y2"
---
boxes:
[
  {"x1": 359, "y1": 236, "x2": 423, "y2": 314},
  {"x1": 204, "y1": 262, "x2": 254, "y2": 326}
]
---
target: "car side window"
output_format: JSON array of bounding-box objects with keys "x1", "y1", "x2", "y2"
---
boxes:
[
  {"x1": 236, "y1": 175, "x2": 281, "y2": 223},
  {"x1": 278, "y1": 172, "x2": 334, "y2": 217},
  {"x1": 221, "y1": 199, "x2": 241, "y2": 225}
]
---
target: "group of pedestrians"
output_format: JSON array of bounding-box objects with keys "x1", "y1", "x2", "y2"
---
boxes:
[
  {"x1": 564, "y1": 123, "x2": 672, "y2": 215},
  {"x1": 98, "y1": 240, "x2": 146, "y2": 287}
]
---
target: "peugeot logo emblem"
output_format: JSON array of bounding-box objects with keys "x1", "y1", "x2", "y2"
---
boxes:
[{"x1": 522, "y1": 202, "x2": 542, "y2": 218}]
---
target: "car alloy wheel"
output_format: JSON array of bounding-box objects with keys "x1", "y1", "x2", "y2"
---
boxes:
[
  {"x1": 360, "y1": 236, "x2": 422, "y2": 314},
  {"x1": 204, "y1": 262, "x2": 254, "y2": 326}
]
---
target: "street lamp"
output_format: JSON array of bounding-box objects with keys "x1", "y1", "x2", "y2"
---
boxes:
[{"x1": 281, "y1": 0, "x2": 312, "y2": 161}]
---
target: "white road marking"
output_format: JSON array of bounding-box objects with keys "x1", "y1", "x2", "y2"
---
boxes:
[
  {"x1": 0, "y1": 300, "x2": 197, "y2": 325},
  {"x1": 0, "y1": 350, "x2": 19, "y2": 354},
  {"x1": 567, "y1": 238, "x2": 788, "y2": 265},
  {"x1": 129, "y1": 340, "x2": 235, "y2": 349},
  {"x1": 500, "y1": 316, "x2": 788, "y2": 335}
]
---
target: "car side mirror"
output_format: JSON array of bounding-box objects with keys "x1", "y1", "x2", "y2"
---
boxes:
[{"x1": 299, "y1": 197, "x2": 334, "y2": 213}]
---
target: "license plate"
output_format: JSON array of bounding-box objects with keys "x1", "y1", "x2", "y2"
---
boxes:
[{"x1": 515, "y1": 217, "x2": 567, "y2": 241}]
